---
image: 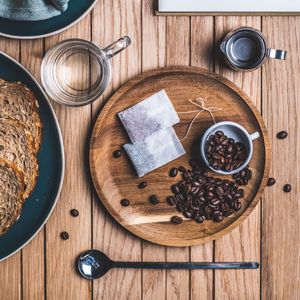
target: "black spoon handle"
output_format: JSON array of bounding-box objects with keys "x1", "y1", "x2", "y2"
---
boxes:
[{"x1": 113, "y1": 261, "x2": 259, "y2": 270}]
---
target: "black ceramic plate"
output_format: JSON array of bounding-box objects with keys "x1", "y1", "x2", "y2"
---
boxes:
[
  {"x1": 0, "y1": 0, "x2": 96, "y2": 39},
  {"x1": 0, "y1": 51, "x2": 64, "y2": 261}
]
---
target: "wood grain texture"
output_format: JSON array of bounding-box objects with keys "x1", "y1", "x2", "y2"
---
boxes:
[
  {"x1": 44, "y1": 15, "x2": 92, "y2": 300},
  {"x1": 0, "y1": 37, "x2": 21, "y2": 300},
  {"x1": 190, "y1": 16, "x2": 214, "y2": 300},
  {"x1": 0, "y1": 5, "x2": 299, "y2": 300},
  {"x1": 141, "y1": 2, "x2": 167, "y2": 300},
  {"x1": 20, "y1": 39, "x2": 45, "y2": 300},
  {"x1": 91, "y1": 1, "x2": 142, "y2": 299},
  {"x1": 165, "y1": 16, "x2": 190, "y2": 300},
  {"x1": 262, "y1": 16, "x2": 300, "y2": 300},
  {"x1": 214, "y1": 16, "x2": 262, "y2": 300}
]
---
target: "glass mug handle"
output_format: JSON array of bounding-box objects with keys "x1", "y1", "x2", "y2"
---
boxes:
[
  {"x1": 267, "y1": 48, "x2": 287, "y2": 60},
  {"x1": 104, "y1": 36, "x2": 131, "y2": 59}
]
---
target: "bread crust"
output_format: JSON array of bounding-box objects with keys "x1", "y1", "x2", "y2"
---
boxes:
[{"x1": 0, "y1": 159, "x2": 25, "y2": 235}]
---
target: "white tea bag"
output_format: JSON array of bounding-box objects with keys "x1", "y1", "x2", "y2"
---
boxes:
[
  {"x1": 124, "y1": 127, "x2": 185, "y2": 177},
  {"x1": 118, "y1": 89, "x2": 179, "y2": 143}
]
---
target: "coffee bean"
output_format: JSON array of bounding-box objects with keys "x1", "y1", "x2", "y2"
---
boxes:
[
  {"x1": 183, "y1": 211, "x2": 193, "y2": 218},
  {"x1": 138, "y1": 181, "x2": 147, "y2": 189},
  {"x1": 195, "y1": 215, "x2": 205, "y2": 223},
  {"x1": 120, "y1": 199, "x2": 130, "y2": 206},
  {"x1": 212, "y1": 212, "x2": 224, "y2": 222},
  {"x1": 267, "y1": 177, "x2": 276, "y2": 186},
  {"x1": 277, "y1": 131, "x2": 288, "y2": 139},
  {"x1": 169, "y1": 167, "x2": 178, "y2": 177},
  {"x1": 171, "y1": 184, "x2": 180, "y2": 194},
  {"x1": 283, "y1": 184, "x2": 291, "y2": 193},
  {"x1": 178, "y1": 166, "x2": 186, "y2": 172},
  {"x1": 171, "y1": 216, "x2": 183, "y2": 224},
  {"x1": 60, "y1": 231, "x2": 69, "y2": 240},
  {"x1": 113, "y1": 150, "x2": 122, "y2": 158},
  {"x1": 215, "y1": 130, "x2": 224, "y2": 137},
  {"x1": 70, "y1": 209, "x2": 79, "y2": 217},
  {"x1": 149, "y1": 195, "x2": 159, "y2": 204},
  {"x1": 167, "y1": 196, "x2": 177, "y2": 206},
  {"x1": 234, "y1": 201, "x2": 242, "y2": 211}
]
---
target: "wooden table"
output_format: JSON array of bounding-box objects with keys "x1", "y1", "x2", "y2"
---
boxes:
[{"x1": 0, "y1": 1, "x2": 299, "y2": 299}]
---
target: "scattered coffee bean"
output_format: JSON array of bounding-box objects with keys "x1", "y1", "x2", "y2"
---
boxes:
[
  {"x1": 70, "y1": 209, "x2": 79, "y2": 217},
  {"x1": 60, "y1": 231, "x2": 69, "y2": 240},
  {"x1": 120, "y1": 199, "x2": 130, "y2": 206},
  {"x1": 171, "y1": 184, "x2": 180, "y2": 194},
  {"x1": 167, "y1": 160, "x2": 245, "y2": 225},
  {"x1": 167, "y1": 196, "x2": 177, "y2": 206},
  {"x1": 205, "y1": 131, "x2": 247, "y2": 172},
  {"x1": 149, "y1": 195, "x2": 159, "y2": 204},
  {"x1": 113, "y1": 150, "x2": 123, "y2": 158},
  {"x1": 169, "y1": 167, "x2": 178, "y2": 177},
  {"x1": 171, "y1": 215, "x2": 183, "y2": 224},
  {"x1": 283, "y1": 184, "x2": 291, "y2": 193},
  {"x1": 277, "y1": 131, "x2": 288, "y2": 139},
  {"x1": 267, "y1": 178, "x2": 276, "y2": 187},
  {"x1": 138, "y1": 181, "x2": 148, "y2": 189}
]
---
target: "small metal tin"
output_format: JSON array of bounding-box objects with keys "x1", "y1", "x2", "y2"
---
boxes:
[{"x1": 220, "y1": 27, "x2": 287, "y2": 71}]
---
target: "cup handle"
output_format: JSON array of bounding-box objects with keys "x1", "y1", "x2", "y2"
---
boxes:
[
  {"x1": 267, "y1": 48, "x2": 287, "y2": 60},
  {"x1": 250, "y1": 131, "x2": 260, "y2": 141},
  {"x1": 220, "y1": 41, "x2": 226, "y2": 54},
  {"x1": 103, "y1": 36, "x2": 131, "y2": 59}
]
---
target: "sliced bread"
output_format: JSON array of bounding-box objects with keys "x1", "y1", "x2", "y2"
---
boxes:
[
  {"x1": 0, "y1": 119, "x2": 38, "y2": 199},
  {"x1": 0, "y1": 160, "x2": 25, "y2": 236},
  {"x1": 0, "y1": 79, "x2": 42, "y2": 153}
]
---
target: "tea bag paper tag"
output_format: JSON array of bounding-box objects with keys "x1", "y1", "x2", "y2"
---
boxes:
[
  {"x1": 124, "y1": 127, "x2": 185, "y2": 177},
  {"x1": 118, "y1": 89, "x2": 179, "y2": 143}
]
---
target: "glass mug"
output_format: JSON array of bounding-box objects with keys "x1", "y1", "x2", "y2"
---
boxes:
[
  {"x1": 41, "y1": 36, "x2": 131, "y2": 106},
  {"x1": 220, "y1": 27, "x2": 287, "y2": 71}
]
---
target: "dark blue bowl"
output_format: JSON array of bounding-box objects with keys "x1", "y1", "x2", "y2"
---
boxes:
[
  {"x1": 0, "y1": 0, "x2": 96, "y2": 39},
  {"x1": 0, "y1": 51, "x2": 64, "y2": 261}
]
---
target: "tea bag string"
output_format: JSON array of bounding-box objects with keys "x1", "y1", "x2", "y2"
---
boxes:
[{"x1": 178, "y1": 97, "x2": 222, "y2": 141}]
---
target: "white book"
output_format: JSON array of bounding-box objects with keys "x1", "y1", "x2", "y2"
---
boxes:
[{"x1": 158, "y1": 0, "x2": 300, "y2": 13}]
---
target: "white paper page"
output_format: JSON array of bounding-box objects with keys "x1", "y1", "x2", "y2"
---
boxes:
[{"x1": 159, "y1": 0, "x2": 300, "y2": 12}]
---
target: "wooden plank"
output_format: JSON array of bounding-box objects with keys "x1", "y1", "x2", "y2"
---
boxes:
[
  {"x1": 20, "y1": 39, "x2": 45, "y2": 300},
  {"x1": 0, "y1": 37, "x2": 21, "y2": 300},
  {"x1": 141, "y1": 1, "x2": 167, "y2": 299},
  {"x1": 190, "y1": 16, "x2": 214, "y2": 300},
  {"x1": 165, "y1": 15, "x2": 190, "y2": 300},
  {"x1": 44, "y1": 14, "x2": 92, "y2": 300},
  {"x1": 262, "y1": 16, "x2": 300, "y2": 300},
  {"x1": 214, "y1": 16, "x2": 261, "y2": 300},
  {"x1": 91, "y1": 1, "x2": 142, "y2": 299}
]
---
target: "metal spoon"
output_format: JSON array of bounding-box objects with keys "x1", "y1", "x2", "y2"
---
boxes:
[{"x1": 77, "y1": 250, "x2": 259, "y2": 279}]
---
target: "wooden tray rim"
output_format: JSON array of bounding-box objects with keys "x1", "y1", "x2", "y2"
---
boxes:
[{"x1": 90, "y1": 66, "x2": 271, "y2": 247}]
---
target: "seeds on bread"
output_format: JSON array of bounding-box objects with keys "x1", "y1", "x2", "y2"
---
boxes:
[
  {"x1": 0, "y1": 80, "x2": 42, "y2": 153},
  {"x1": 0, "y1": 160, "x2": 25, "y2": 236},
  {"x1": 0, "y1": 118, "x2": 38, "y2": 199}
]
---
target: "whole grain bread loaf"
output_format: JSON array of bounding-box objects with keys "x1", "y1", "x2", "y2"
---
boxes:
[
  {"x1": 0, "y1": 160, "x2": 25, "y2": 236},
  {"x1": 0, "y1": 79, "x2": 42, "y2": 153},
  {"x1": 0, "y1": 119, "x2": 38, "y2": 199}
]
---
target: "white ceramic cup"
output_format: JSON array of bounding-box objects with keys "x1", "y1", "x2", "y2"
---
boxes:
[{"x1": 200, "y1": 121, "x2": 260, "y2": 175}]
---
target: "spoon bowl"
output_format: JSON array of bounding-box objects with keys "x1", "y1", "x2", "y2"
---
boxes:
[{"x1": 77, "y1": 250, "x2": 113, "y2": 279}]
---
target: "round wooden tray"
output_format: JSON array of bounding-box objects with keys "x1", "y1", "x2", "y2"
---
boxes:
[{"x1": 90, "y1": 67, "x2": 270, "y2": 247}]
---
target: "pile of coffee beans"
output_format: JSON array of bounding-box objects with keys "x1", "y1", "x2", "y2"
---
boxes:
[
  {"x1": 205, "y1": 131, "x2": 247, "y2": 172},
  {"x1": 232, "y1": 165, "x2": 252, "y2": 186},
  {"x1": 167, "y1": 160, "x2": 247, "y2": 223}
]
